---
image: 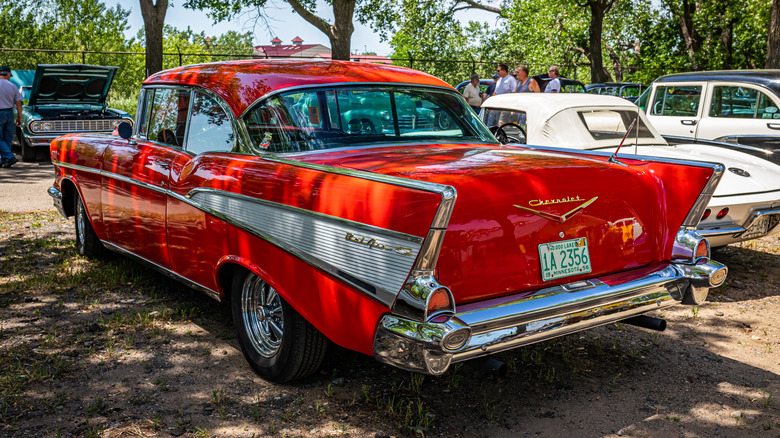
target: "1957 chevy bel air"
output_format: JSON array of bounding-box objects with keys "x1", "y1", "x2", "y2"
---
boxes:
[{"x1": 49, "y1": 60, "x2": 727, "y2": 382}]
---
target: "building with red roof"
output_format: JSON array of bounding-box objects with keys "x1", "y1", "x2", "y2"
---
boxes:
[{"x1": 254, "y1": 37, "x2": 391, "y2": 64}]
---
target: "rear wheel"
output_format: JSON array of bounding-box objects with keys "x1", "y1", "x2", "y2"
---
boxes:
[
  {"x1": 232, "y1": 271, "x2": 328, "y2": 383},
  {"x1": 74, "y1": 192, "x2": 107, "y2": 258}
]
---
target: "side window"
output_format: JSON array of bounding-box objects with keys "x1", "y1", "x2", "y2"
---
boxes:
[
  {"x1": 709, "y1": 86, "x2": 779, "y2": 119},
  {"x1": 185, "y1": 91, "x2": 235, "y2": 154},
  {"x1": 148, "y1": 88, "x2": 190, "y2": 147},
  {"x1": 651, "y1": 86, "x2": 702, "y2": 116}
]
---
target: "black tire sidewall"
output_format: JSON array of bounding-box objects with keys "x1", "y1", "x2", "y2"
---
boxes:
[
  {"x1": 231, "y1": 272, "x2": 296, "y2": 382},
  {"x1": 74, "y1": 194, "x2": 87, "y2": 256}
]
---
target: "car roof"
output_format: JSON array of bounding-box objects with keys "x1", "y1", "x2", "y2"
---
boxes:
[
  {"x1": 655, "y1": 70, "x2": 780, "y2": 94},
  {"x1": 144, "y1": 60, "x2": 453, "y2": 117},
  {"x1": 483, "y1": 92, "x2": 635, "y2": 116},
  {"x1": 481, "y1": 93, "x2": 665, "y2": 148},
  {"x1": 586, "y1": 82, "x2": 646, "y2": 88}
]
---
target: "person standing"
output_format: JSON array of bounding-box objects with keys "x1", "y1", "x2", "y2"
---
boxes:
[
  {"x1": 494, "y1": 64, "x2": 517, "y2": 126},
  {"x1": 462, "y1": 73, "x2": 483, "y2": 113},
  {"x1": 546, "y1": 65, "x2": 561, "y2": 93},
  {"x1": 0, "y1": 66, "x2": 22, "y2": 168},
  {"x1": 515, "y1": 66, "x2": 540, "y2": 93},
  {"x1": 493, "y1": 64, "x2": 516, "y2": 96},
  {"x1": 484, "y1": 73, "x2": 498, "y2": 101}
]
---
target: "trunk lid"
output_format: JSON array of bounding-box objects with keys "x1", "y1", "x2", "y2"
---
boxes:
[{"x1": 294, "y1": 144, "x2": 702, "y2": 304}]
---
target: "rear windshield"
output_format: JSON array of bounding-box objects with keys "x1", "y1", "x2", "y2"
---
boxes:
[
  {"x1": 243, "y1": 86, "x2": 496, "y2": 153},
  {"x1": 577, "y1": 110, "x2": 655, "y2": 140}
]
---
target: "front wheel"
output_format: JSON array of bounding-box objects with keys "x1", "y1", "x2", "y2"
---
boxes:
[
  {"x1": 20, "y1": 134, "x2": 36, "y2": 162},
  {"x1": 232, "y1": 271, "x2": 328, "y2": 383},
  {"x1": 74, "y1": 192, "x2": 107, "y2": 258}
]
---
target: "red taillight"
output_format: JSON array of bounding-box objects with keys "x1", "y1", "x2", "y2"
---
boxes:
[
  {"x1": 716, "y1": 208, "x2": 729, "y2": 220},
  {"x1": 701, "y1": 209, "x2": 711, "y2": 221},
  {"x1": 695, "y1": 239, "x2": 709, "y2": 260},
  {"x1": 427, "y1": 288, "x2": 452, "y2": 317}
]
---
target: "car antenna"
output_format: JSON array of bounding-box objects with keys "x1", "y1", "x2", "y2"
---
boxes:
[
  {"x1": 608, "y1": 117, "x2": 636, "y2": 166},
  {"x1": 635, "y1": 104, "x2": 640, "y2": 155}
]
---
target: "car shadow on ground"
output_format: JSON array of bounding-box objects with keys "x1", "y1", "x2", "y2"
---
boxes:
[{"x1": 1, "y1": 214, "x2": 779, "y2": 437}]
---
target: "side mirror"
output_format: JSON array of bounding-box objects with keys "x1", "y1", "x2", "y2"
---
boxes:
[{"x1": 117, "y1": 121, "x2": 133, "y2": 140}]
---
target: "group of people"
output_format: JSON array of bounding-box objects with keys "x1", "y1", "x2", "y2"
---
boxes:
[{"x1": 462, "y1": 64, "x2": 562, "y2": 113}]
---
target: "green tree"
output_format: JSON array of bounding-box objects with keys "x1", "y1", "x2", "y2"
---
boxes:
[{"x1": 184, "y1": 0, "x2": 358, "y2": 60}]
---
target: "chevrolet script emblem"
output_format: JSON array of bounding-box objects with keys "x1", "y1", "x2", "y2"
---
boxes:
[{"x1": 514, "y1": 196, "x2": 598, "y2": 223}]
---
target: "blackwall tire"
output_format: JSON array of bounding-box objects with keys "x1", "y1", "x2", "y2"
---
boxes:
[
  {"x1": 232, "y1": 271, "x2": 328, "y2": 383},
  {"x1": 20, "y1": 135, "x2": 36, "y2": 162},
  {"x1": 74, "y1": 193, "x2": 107, "y2": 259}
]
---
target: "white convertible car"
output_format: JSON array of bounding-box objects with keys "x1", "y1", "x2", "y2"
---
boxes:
[{"x1": 481, "y1": 93, "x2": 780, "y2": 247}]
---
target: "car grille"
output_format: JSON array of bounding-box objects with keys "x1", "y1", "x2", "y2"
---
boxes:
[
  {"x1": 50, "y1": 119, "x2": 118, "y2": 132},
  {"x1": 398, "y1": 115, "x2": 433, "y2": 131}
]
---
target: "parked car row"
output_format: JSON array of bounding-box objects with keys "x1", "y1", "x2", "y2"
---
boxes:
[{"x1": 46, "y1": 59, "x2": 737, "y2": 384}]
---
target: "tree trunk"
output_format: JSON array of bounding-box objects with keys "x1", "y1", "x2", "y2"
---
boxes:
[
  {"x1": 330, "y1": 0, "x2": 356, "y2": 60},
  {"x1": 139, "y1": 0, "x2": 168, "y2": 77},
  {"x1": 721, "y1": 21, "x2": 734, "y2": 70},
  {"x1": 287, "y1": 0, "x2": 355, "y2": 61},
  {"x1": 670, "y1": 0, "x2": 702, "y2": 70},
  {"x1": 768, "y1": 0, "x2": 780, "y2": 68},
  {"x1": 588, "y1": 0, "x2": 611, "y2": 83}
]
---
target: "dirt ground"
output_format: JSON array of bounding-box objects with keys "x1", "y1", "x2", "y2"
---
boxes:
[{"x1": 1, "y1": 209, "x2": 779, "y2": 438}]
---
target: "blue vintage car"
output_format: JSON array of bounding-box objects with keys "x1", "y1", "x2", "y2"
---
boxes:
[{"x1": 12, "y1": 64, "x2": 133, "y2": 161}]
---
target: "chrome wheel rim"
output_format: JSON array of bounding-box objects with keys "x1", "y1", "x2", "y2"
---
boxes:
[
  {"x1": 76, "y1": 198, "x2": 86, "y2": 248},
  {"x1": 241, "y1": 274, "x2": 284, "y2": 358}
]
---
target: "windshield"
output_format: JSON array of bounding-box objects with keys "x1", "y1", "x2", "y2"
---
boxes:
[{"x1": 243, "y1": 86, "x2": 496, "y2": 152}]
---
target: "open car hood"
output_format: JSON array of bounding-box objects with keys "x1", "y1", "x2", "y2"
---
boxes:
[{"x1": 28, "y1": 64, "x2": 118, "y2": 106}]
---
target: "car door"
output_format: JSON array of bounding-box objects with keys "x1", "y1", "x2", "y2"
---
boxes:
[
  {"x1": 165, "y1": 89, "x2": 239, "y2": 284},
  {"x1": 645, "y1": 82, "x2": 705, "y2": 138},
  {"x1": 100, "y1": 87, "x2": 192, "y2": 268},
  {"x1": 696, "y1": 82, "x2": 780, "y2": 148}
]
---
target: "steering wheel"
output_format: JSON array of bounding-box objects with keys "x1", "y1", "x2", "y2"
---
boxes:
[{"x1": 493, "y1": 123, "x2": 526, "y2": 144}]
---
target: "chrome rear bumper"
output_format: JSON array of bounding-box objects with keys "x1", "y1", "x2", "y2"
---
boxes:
[{"x1": 374, "y1": 260, "x2": 727, "y2": 375}]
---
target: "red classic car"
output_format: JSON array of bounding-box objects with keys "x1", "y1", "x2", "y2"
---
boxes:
[{"x1": 49, "y1": 60, "x2": 728, "y2": 382}]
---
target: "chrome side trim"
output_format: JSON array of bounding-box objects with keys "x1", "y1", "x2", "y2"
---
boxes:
[
  {"x1": 54, "y1": 158, "x2": 454, "y2": 308},
  {"x1": 187, "y1": 188, "x2": 423, "y2": 306},
  {"x1": 681, "y1": 164, "x2": 725, "y2": 229},
  {"x1": 257, "y1": 156, "x2": 458, "y2": 317},
  {"x1": 374, "y1": 260, "x2": 727, "y2": 375},
  {"x1": 101, "y1": 241, "x2": 222, "y2": 302},
  {"x1": 48, "y1": 186, "x2": 67, "y2": 218}
]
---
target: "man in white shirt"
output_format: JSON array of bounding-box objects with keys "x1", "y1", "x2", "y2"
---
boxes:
[
  {"x1": 546, "y1": 65, "x2": 561, "y2": 93},
  {"x1": 0, "y1": 66, "x2": 22, "y2": 168},
  {"x1": 462, "y1": 74, "x2": 483, "y2": 113},
  {"x1": 493, "y1": 64, "x2": 517, "y2": 96},
  {"x1": 493, "y1": 64, "x2": 517, "y2": 126}
]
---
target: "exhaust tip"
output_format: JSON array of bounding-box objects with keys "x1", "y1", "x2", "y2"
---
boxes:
[{"x1": 474, "y1": 357, "x2": 508, "y2": 378}]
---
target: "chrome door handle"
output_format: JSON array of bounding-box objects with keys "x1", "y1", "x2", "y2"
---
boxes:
[
  {"x1": 680, "y1": 120, "x2": 697, "y2": 126},
  {"x1": 152, "y1": 161, "x2": 170, "y2": 169},
  {"x1": 768, "y1": 123, "x2": 780, "y2": 130}
]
